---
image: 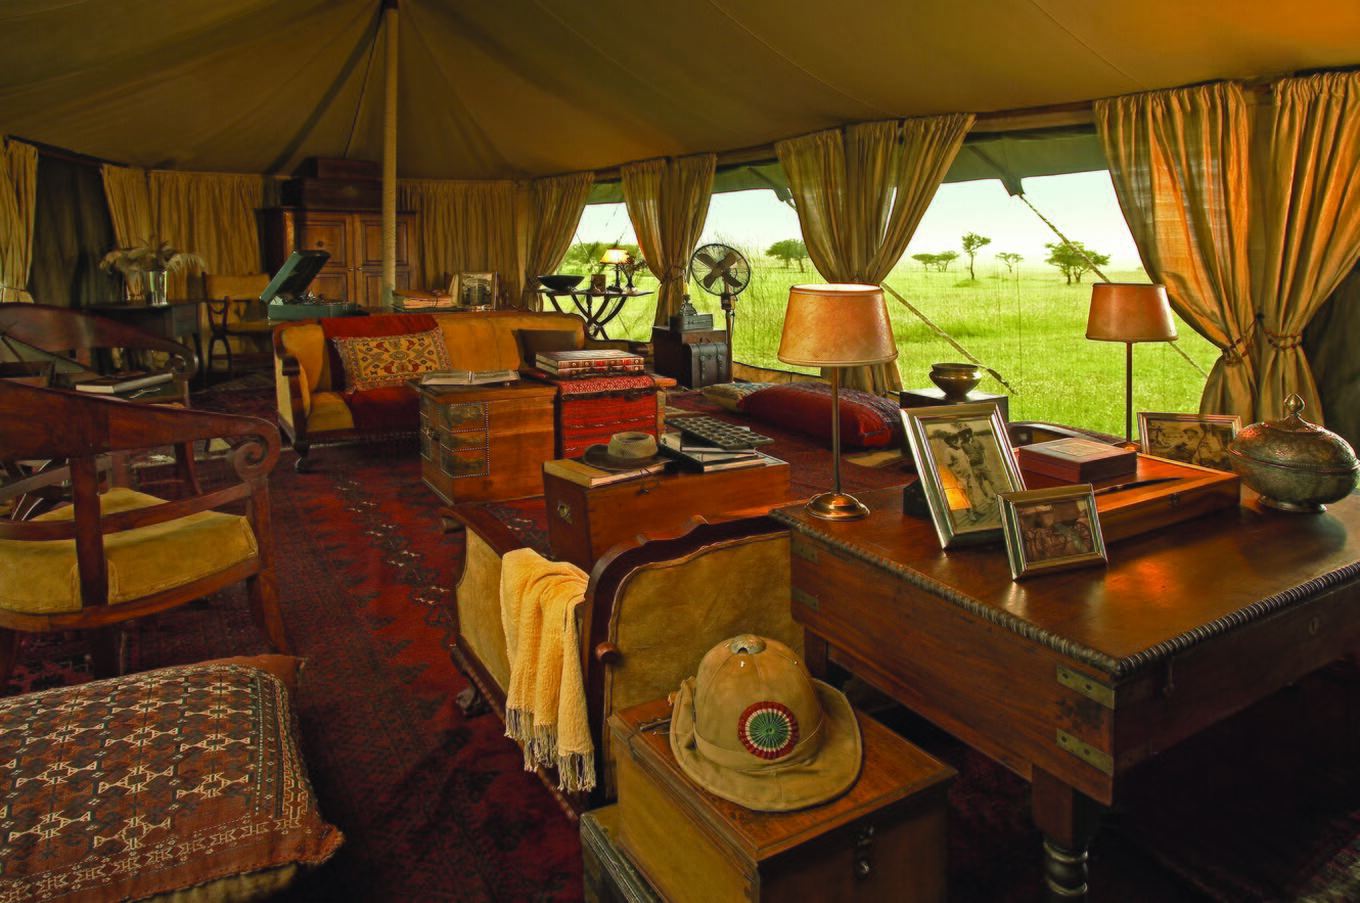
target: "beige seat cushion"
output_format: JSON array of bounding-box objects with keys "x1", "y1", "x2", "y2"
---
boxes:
[{"x1": 0, "y1": 487, "x2": 258, "y2": 614}]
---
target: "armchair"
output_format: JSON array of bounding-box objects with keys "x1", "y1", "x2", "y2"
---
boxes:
[
  {"x1": 0, "y1": 380, "x2": 293, "y2": 691},
  {"x1": 203, "y1": 273, "x2": 273, "y2": 382}
]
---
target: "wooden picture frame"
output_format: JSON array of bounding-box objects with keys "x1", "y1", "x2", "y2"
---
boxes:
[
  {"x1": 453, "y1": 272, "x2": 498, "y2": 309},
  {"x1": 1137, "y1": 412, "x2": 1241, "y2": 472},
  {"x1": 999, "y1": 485, "x2": 1107, "y2": 580},
  {"x1": 901, "y1": 402, "x2": 1024, "y2": 548}
]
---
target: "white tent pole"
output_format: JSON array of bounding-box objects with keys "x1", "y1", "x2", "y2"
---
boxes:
[{"x1": 381, "y1": 0, "x2": 398, "y2": 309}]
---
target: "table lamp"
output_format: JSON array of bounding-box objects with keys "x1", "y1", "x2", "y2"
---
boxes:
[
  {"x1": 1086, "y1": 282, "x2": 1178, "y2": 447},
  {"x1": 600, "y1": 248, "x2": 629, "y2": 291},
  {"x1": 778, "y1": 283, "x2": 899, "y2": 521}
]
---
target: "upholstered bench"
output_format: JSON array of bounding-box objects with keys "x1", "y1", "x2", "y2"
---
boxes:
[{"x1": 0, "y1": 656, "x2": 343, "y2": 901}]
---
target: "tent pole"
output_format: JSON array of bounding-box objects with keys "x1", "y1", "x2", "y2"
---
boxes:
[{"x1": 381, "y1": 0, "x2": 399, "y2": 309}]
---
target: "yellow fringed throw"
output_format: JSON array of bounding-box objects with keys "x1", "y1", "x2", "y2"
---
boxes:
[{"x1": 500, "y1": 547, "x2": 594, "y2": 792}]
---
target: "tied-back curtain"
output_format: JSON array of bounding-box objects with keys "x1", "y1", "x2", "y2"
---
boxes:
[
  {"x1": 621, "y1": 154, "x2": 715, "y2": 327},
  {"x1": 151, "y1": 171, "x2": 264, "y2": 298},
  {"x1": 0, "y1": 139, "x2": 38, "y2": 303},
  {"x1": 1252, "y1": 71, "x2": 1360, "y2": 425},
  {"x1": 1094, "y1": 82, "x2": 1258, "y2": 424},
  {"x1": 399, "y1": 180, "x2": 518, "y2": 305},
  {"x1": 777, "y1": 114, "x2": 973, "y2": 394},
  {"x1": 521, "y1": 172, "x2": 593, "y2": 310}
]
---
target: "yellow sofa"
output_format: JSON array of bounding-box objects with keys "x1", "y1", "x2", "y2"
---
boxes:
[{"x1": 271, "y1": 309, "x2": 595, "y2": 469}]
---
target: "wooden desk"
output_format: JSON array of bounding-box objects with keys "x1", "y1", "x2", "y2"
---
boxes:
[
  {"x1": 85, "y1": 301, "x2": 202, "y2": 371},
  {"x1": 771, "y1": 487, "x2": 1360, "y2": 901}
]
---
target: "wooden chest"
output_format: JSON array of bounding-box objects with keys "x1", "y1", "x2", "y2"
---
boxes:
[
  {"x1": 651, "y1": 327, "x2": 731, "y2": 389},
  {"x1": 528, "y1": 372, "x2": 661, "y2": 458},
  {"x1": 609, "y1": 698, "x2": 954, "y2": 903},
  {"x1": 416, "y1": 380, "x2": 556, "y2": 504},
  {"x1": 543, "y1": 456, "x2": 792, "y2": 570}
]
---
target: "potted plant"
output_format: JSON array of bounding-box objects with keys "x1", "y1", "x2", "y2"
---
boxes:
[{"x1": 100, "y1": 239, "x2": 206, "y2": 305}]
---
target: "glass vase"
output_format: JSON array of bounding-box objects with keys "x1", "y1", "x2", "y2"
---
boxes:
[{"x1": 145, "y1": 270, "x2": 169, "y2": 306}]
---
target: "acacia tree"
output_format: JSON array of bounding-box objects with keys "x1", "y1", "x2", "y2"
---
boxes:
[
  {"x1": 961, "y1": 232, "x2": 991, "y2": 280},
  {"x1": 997, "y1": 252, "x2": 1023, "y2": 274},
  {"x1": 911, "y1": 251, "x2": 958, "y2": 273},
  {"x1": 766, "y1": 238, "x2": 809, "y2": 271},
  {"x1": 1044, "y1": 240, "x2": 1110, "y2": 284}
]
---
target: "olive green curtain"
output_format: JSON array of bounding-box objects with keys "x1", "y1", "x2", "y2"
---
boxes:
[
  {"x1": 521, "y1": 172, "x2": 593, "y2": 311},
  {"x1": 620, "y1": 154, "x2": 715, "y2": 327},
  {"x1": 151, "y1": 170, "x2": 266, "y2": 299},
  {"x1": 399, "y1": 179, "x2": 518, "y2": 306},
  {"x1": 0, "y1": 139, "x2": 38, "y2": 303},
  {"x1": 776, "y1": 114, "x2": 973, "y2": 394},
  {"x1": 1251, "y1": 71, "x2": 1360, "y2": 425},
  {"x1": 1095, "y1": 82, "x2": 1258, "y2": 424}
]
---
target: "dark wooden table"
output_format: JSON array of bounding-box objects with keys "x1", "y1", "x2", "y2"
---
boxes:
[
  {"x1": 538, "y1": 288, "x2": 653, "y2": 340},
  {"x1": 771, "y1": 486, "x2": 1360, "y2": 901},
  {"x1": 85, "y1": 300, "x2": 202, "y2": 371}
]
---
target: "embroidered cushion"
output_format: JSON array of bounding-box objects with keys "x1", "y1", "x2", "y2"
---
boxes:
[
  {"x1": 0, "y1": 659, "x2": 343, "y2": 902},
  {"x1": 701, "y1": 381, "x2": 777, "y2": 412},
  {"x1": 331, "y1": 327, "x2": 453, "y2": 392},
  {"x1": 738, "y1": 381, "x2": 905, "y2": 448}
]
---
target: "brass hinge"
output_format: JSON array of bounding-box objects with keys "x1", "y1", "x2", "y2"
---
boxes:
[
  {"x1": 791, "y1": 587, "x2": 820, "y2": 612},
  {"x1": 1056, "y1": 730, "x2": 1113, "y2": 775},
  {"x1": 791, "y1": 541, "x2": 818, "y2": 564},
  {"x1": 1056, "y1": 666, "x2": 1115, "y2": 709}
]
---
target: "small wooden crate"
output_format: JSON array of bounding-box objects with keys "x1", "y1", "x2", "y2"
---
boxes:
[
  {"x1": 416, "y1": 380, "x2": 556, "y2": 504},
  {"x1": 609, "y1": 698, "x2": 955, "y2": 903},
  {"x1": 543, "y1": 456, "x2": 792, "y2": 571}
]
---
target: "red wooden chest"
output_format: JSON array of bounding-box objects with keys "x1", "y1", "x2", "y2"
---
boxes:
[{"x1": 527, "y1": 371, "x2": 661, "y2": 458}]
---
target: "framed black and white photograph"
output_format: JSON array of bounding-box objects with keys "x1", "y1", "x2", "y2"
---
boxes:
[
  {"x1": 999, "y1": 485, "x2": 1107, "y2": 580},
  {"x1": 902, "y1": 402, "x2": 1025, "y2": 548},
  {"x1": 453, "y1": 272, "x2": 498, "y2": 309},
  {"x1": 1137, "y1": 412, "x2": 1241, "y2": 472}
]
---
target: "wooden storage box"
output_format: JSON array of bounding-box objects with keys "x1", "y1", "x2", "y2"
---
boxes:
[
  {"x1": 609, "y1": 698, "x2": 954, "y2": 903},
  {"x1": 281, "y1": 178, "x2": 382, "y2": 210},
  {"x1": 543, "y1": 455, "x2": 792, "y2": 570},
  {"x1": 416, "y1": 380, "x2": 556, "y2": 504},
  {"x1": 292, "y1": 157, "x2": 380, "y2": 181}
]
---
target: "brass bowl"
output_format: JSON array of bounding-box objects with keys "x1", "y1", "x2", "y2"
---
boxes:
[
  {"x1": 1227, "y1": 394, "x2": 1359, "y2": 512},
  {"x1": 929, "y1": 363, "x2": 984, "y2": 401}
]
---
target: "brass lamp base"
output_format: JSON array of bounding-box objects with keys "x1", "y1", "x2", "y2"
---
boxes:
[{"x1": 805, "y1": 491, "x2": 870, "y2": 521}]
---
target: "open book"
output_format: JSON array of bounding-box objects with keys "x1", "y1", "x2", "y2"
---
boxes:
[
  {"x1": 72, "y1": 371, "x2": 175, "y2": 394},
  {"x1": 419, "y1": 369, "x2": 520, "y2": 386}
]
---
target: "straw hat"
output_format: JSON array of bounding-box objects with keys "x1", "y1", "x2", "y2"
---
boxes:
[
  {"x1": 669, "y1": 635, "x2": 862, "y2": 812},
  {"x1": 581, "y1": 431, "x2": 664, "y2": 471}
]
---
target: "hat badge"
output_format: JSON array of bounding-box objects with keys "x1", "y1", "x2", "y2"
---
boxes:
[{"x1": 739, "y1": 700, "x2": 799, "y2": 760}]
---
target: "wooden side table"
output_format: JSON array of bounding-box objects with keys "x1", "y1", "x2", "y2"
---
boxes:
[{"x1": 900, "y1": 386, "x2": 1009, "y2": 421}]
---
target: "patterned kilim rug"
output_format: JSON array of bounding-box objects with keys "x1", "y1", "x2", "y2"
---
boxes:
[{"x1": 8, "y1": 379, "x2": 1360, "y2": 902}]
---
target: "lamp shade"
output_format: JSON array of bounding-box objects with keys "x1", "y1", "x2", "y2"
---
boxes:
[
  {"x1": 1086, "y1": 283, "x2": 1178, "y2": 343},
  {"x1": 778, "y1": 284, "x2": 899, "y2": 367},
  {"x1": 600, "y1": 248, "x2": 629, "y2": 265}
]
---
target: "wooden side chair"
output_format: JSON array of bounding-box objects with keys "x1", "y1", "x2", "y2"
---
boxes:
[
  {"x1": 203, "y1": 273, "x2": 273, "y2": 382},
  {"x1": 0, "y1": 380, "x2": 293, "y2": 691}
]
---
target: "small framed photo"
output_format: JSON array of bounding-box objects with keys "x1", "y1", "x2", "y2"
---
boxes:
[
  {"x1": 999, "y1": 486, "x2": 1107, "y2": 580},
  {"x1": 589, "y1": 273, "x2": 608, "y2": 293},
  {"x1": 902, "y1": 402, "x2": 1025, "y2": 548},
  {"x1": 1137, "y1": 412, "x2": 1241, "y2": 471},
  {"x1": 453, "y1": 272, "x2": 498, "y2": 309}
]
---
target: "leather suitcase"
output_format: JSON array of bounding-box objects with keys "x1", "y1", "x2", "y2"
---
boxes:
[
  {"x1": 651, "y1": 327, "x2": 731, "y2": 389},
  {"x1": 609, "y1": 698, "x2": 954, "y2": 903}
]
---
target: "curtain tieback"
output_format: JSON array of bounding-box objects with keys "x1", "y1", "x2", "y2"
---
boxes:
[
  {"x1": 1220, "y1": 324, "x2": 1256, "y2": 364},
  {"x1": 1263, "y1": 328, "x2": 1303, "y2": 351}
]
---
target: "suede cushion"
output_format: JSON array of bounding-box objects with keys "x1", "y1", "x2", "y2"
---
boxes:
[
  {"x1": 331, "y1": 326, "x2": 454, "y2": 392},
  {"x1": 514, "y1": 328, "x2": 580, "y2": 369},
  {"x1": 701, "y1": 381, "x2": 776, "y2": 412},
  {"x1": 738, "y1": 381, "x2": 905, "y2": 449},
  {"x1": 0, "y1": 488, "x2": 258, "y2": 614},
  {"x1": 0, "y1": 660, "x2": 342, "y2": 902}
]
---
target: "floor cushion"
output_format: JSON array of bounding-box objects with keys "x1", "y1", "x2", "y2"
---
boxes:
[
  {"x1": 0, "y1": 657, "x2": 343, "y2": 902},
  {"x1": 737, "y1": 381, "x2": 906, "y2": 448}
]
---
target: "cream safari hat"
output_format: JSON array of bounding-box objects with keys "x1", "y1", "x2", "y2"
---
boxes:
[
  {"x1": 581, "y1": 431, "x2": 664, "y2": 471},
  {"x1": 669, "y1": 634, "x2": 863, "y2": 812}
]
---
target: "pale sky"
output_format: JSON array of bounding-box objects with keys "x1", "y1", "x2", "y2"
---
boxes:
[{"x1": 577, "y1": 169, "x2": 1144, "y2": 271}]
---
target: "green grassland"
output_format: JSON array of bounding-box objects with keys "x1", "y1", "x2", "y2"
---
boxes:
[{"x1": 575, "y1": 255, "x2": 1218, "y2": 439}]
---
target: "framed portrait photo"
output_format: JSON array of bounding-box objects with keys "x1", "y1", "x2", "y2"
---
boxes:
[
  {"x1": 999, "y1": 485, "x2": 1107, "y2": 580},
  {"x1": 453, "y1": 272, "x2": 498, "y2": 309},
  {"x1": 902, "y1": 402, "x2": 1025, "y2": 548},
  {"x1": 1137, "y1": 412, "x2": 1241, "y2": 472}
]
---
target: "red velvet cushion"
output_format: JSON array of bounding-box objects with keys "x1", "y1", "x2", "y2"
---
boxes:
[
  {"x1": 738, "y1": 382, "x2": 905, "y2": 448},
  {"x1": 347, "y1": 384, "x2": 421, "y2": 434}
]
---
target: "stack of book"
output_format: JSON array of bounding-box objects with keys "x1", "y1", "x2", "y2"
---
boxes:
[
  {"x1": 543, "y1": 456, "x2": 669, "y2": 488},
  {"x1": 658, "y1": 432, "x2": 771, "y2": 473},
  {"x1": 535, "y1": 349, "x2": 645, "y2": 377},
  {"x1": 71, "y1": 371, "x2": 174, "y2": 395}
]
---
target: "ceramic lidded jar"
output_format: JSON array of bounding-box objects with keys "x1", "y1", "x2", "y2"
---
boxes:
[{"x1": 1226, "y1": 394, "x2": 1360, "y2": 513}]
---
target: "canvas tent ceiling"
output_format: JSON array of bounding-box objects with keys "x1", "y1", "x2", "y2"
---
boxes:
[{"x1": 3, "y1": 0, "x2": 1358, "y2": 188}]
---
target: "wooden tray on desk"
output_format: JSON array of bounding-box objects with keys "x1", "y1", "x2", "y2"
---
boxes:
[{"x1": 1020, "y1": 454, "x2": 1240, "y2": 543}]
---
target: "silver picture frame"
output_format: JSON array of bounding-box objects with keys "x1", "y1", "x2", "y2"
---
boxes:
[
  {"x1": 998, "y1": 485, "x2": 1108, "y2": 580},
  {"x1": 1137, "y1": 412, "x2": 1241, "y2": 472}
]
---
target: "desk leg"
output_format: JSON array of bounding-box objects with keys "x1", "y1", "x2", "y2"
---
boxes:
[{"x1": 1031, "y1": 767, "x2": 1104, "y2": 901}]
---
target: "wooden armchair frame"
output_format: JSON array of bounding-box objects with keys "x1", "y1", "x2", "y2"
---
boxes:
[{"x1": 0, "y1": 380, "x2": 292, "y2": 690}]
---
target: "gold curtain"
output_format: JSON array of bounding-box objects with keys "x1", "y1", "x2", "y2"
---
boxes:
[
  {"x1": 521, "y1": 172, "x2": 593, "y2": 310},
  {"x1": 1252, "y1": 71, "x2": 1360, "y2": 424},
  {"x1": 1094, "y1": 82, "x2": 1257, "y2": 424},
  {"x1": 101, "y1": 164, "x2": 154, "y2": 298},
  {"x1": 399, "y1": 179, "x2": 518, "y2": 306},
  {"x1": 151, "y1": 170, "x2": 266, "y2": 299},
  {"x1": 621, "y1": 154, "x2": 715, "y2": 326},
  {"x1": 776, "y1": 114, "x2": 973, "y2": 394},
  {"x1": 0, "y1": 139, "x2": 38, "y2": 303}
]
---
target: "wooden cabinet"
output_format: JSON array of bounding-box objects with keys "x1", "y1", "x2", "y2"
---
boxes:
[{"x1": 258, "y1": 207, "x2": 415, "y2": 309}]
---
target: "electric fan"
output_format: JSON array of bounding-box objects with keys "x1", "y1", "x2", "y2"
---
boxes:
[{"x1": 688, "y1": 244, "x2": 751, "y2": 362}]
